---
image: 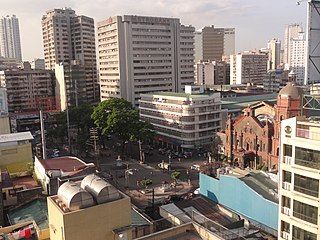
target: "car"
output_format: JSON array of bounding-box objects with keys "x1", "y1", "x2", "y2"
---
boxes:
[
  {"x1": 190, "y1": 164, "x2": 200, "y2": 171},
  {"x1": 193, "y1": 188, "x2": 200, "y2": 195},
  {"x1": 158, "y1": 162, "x2": 171, "y2": 170}
]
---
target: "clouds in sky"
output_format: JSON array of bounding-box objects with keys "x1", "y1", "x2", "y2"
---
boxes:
[{"x1": 0, "y1": 0, "x2": 306, "y2": 60}]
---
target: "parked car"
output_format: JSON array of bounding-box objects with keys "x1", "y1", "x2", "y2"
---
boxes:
[
  {"x1": 158, "y1": 162, "x2": 171, "y2": 170},
  {"x1": 190, "y1": 164, "x2": 200, "y2": 171}
]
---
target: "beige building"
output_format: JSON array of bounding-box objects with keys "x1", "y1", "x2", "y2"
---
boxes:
[
  {"x1": 267, "y1": 38, "x2": 281, "y2": 70},
  {"x1": 0, "y1": 131, "x2": 33, "y2": 175},
  {"x1": 139, "y1": 85, "x2": 222, "y2": 150},
  {"x1": 230, "y1": 51, "x2": 268, "y2": 85},
  {"x1": 48, "y1": 174, "x2": 132, "y2": 240},
  {"x1": 42, "y1": 8, "x2": 99, "y2": 103},
  {"x1": 0, "y1": 62, "x2": 56, "y2": 112},
  {"x1": 195, "y1": 26, "x2": 235, "y2": 63},
  {"x1": 97, "y1": 15, "x2": 195, "y2": 106},
  {"x1": 278, "y1": 117, "x2": 320, "y2": 240}
]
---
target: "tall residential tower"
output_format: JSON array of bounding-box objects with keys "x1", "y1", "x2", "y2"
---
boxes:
[
  {"x1": 0, "y1": 15, "x2": 22, "y2": 62},
  {"x1": 97, "y1": 15, "x2": 195, "y2": 106},
  {"x1": 41, "y1": 8, "x2": 99, "y2": 104}
]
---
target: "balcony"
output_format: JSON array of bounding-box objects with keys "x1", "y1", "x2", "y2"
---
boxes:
[
  {"x1": 283, "y1": 156, "x2": 292, "y2": 165},
  {"x1": 297, "y1": 128, "x2": 320, "y2": 140},
  {"x1": 282, "y1": 182, "x2": 291, "y2": 191},
  {"x1": 281, "y1": 207, "x2": 291, "y2": 216}
]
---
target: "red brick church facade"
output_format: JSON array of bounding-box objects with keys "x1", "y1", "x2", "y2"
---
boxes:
[{"x1": 222, "y1": 81, "x2": 304, "y2": 170}]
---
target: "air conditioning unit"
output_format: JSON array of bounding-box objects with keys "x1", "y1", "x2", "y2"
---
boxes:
[
  {"x1": 282, "y1": 207, "x2": 291, "y2": 216},
  {"x1": 281, "y1": 231, "x2": 290, "y2": 240}
]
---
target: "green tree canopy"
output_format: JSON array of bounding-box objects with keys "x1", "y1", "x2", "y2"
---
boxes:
[
  {"x1": 91, "y1": 98, "x2": 133, "y2": 134},
  {"x1": 171, "y1": 171, "x2": 181, "y2": 181}
]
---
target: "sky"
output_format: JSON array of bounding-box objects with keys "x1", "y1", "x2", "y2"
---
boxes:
[{"x1": 1, "y1": 0, "x2": 307, "y2": 61}]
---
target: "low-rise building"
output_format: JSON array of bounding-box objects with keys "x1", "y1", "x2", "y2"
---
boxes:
[
  {"x1": 34, "y1": 156, "x2": 96, "y2": 195},
  {"x1": 47, "y1": 174, "x2": 132, "y2": 240},
  {"x1": 139, "y1": 85, "x2": 223, "y2": 151},
  {"x1": 0, "y1": 131, "x2": 33, "y2": 175},
  {"x1": 278, "y1": 117, "x2": 320, "y2": 240}
]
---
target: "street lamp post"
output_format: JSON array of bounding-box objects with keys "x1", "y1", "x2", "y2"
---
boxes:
[{"x1": 125, "y1": 168, "x2": 133, "y2": 188}]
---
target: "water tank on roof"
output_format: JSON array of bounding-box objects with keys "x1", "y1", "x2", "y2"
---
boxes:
[
  {"x1": 58, "y1": 181, "x2": 95, "y2": 211},
  {"x1": 81, "y1": 174, "x2": 120, "y2": 204}
]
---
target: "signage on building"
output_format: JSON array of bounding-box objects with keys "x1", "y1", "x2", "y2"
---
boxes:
[{"x1": 284, "y1": 125, "x2": 292, "y2": 138}]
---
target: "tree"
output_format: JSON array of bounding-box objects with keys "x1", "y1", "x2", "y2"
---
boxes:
[
  {"x1": 91, "y1": 98, "x2": 133, "y2": 135},
  {"x1": 140, "y1": 179, "x2": 152, "y2": 189},
  {"x1": 171, "y1": 171, "x2": 181, "y2": 184}
]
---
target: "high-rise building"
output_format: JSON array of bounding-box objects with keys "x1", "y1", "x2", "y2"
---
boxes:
[
  {"x1": 0, "y1": 62, "x2": 56, "y2": 112},
  {"x1": 0, "y1": 15, "x2": 22, "y2": 62},
  {"x1": 283, "y1": 24, "x2": 303, "y2": 65},
  {"x1": 194, "y1": 26, "x2": 235, "y2": 63},
  {"x1": 267, "y1": 38, "x2": 281, "y2": 70},
  {"x1": 97, "y1": 15, "x2": 195, "y2": 106},
  {"x1": 288, "y1": 32, "x2": 306, "y2": 85},
  {"x1": 41, "y1": 8, "x2": 99, "y2": 103},
  {"x1": 30, "y1": 58, "x2": 45, "y2": 70},
  {"x1": 278, "y1": 116, "x2": 319, "y2": 240},
  {"x1": 230, "y1": 51, "x2": 268, "y2": 85}
]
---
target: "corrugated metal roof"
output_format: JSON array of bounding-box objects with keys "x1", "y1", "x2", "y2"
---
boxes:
[{"x1": 0, "y1": 131, "x2": 33, "y2": 143}]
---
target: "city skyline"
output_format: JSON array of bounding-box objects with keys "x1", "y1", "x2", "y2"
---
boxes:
[{"x1": 1, "y1": 0, "x2": 306, "y2": 61}]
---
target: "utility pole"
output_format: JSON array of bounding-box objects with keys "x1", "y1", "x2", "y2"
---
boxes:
[{"x1": 40, "y1": 110, "x2": 47, "y2": 160}]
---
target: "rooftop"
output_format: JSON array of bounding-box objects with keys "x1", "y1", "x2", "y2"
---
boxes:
[
  {"x1": 8, "y1": 198, "x2": 48, "y2": 230},
  {"x1": 39, "y1": 156, "x2": 94, "y2": 172},
  {"x1": 141, "y1": 91, "x2": 219, "y2": 99},
  {"x1": 0, "y1": 131, "x2": 33, "y2": 144}
]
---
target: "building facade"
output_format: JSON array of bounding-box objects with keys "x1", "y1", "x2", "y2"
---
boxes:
[
  {"x1": 0, "y1": 62, "x2": 56, "y2": 112},
  {"x1": 0, "y1": 15, "x2": 22, "y2": 62},
  {"x1": 139, "y1": 85, "x2": 222, "y2": 150},
  {"x1": 230, "y1": 51, "x2": 268, "y2": 85},
  {"x1": 283, "y1": 24, "x2": 303, "y2": 65},
  {"x1": 222, "y1": 82, "x2": 303, "y2": 170},
  {"x1": 41, "y1": 8, "x2": 99, "y2": 103},
  {"x1": 195, "y1": 60, "x2": 229, "y2": 86},
  {"x1": 267, "y1": 38, "x2": 281, "y2": 70},
  {"x1": 278, "y1": 117, "x2": 320, "y2": 240},
  {"x1": 194, "y1": 26, "x2": 235, "y2": 63},
  {"x1": 97, "y1": 15, "x2": 195, "y2": 106},
  {"x1": 288, "y1": 32, "x2": 305, "y2": 85},
  {"x1": 263, "y1": 69, "x2": 289, "y2": 93}
]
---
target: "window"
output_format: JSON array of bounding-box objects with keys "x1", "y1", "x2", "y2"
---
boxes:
[
  {"x1": 282, "y1": 196, "x2": 290, "y2": 208},
  {"x1": 295, "y1": 147, "x2": 320, "y2": 169},
  {"x1": 281, "y1": 221, "x2": 290, "y2": 233},
  {"x1": 294, "y1": 174, "x2": 319, "y2": 197},
  {"x1": 292, "y1": 225, "x2": 316, "y2": 240},
  {"x1": 293, "y1": 200, "x2": 318, "y2": 225},
  {"x1": 283, "y1": 170, "x2": 292, "y2": 183},
  {"x1": 284, "y1": 144, "x2": 292, "y2": 157}
]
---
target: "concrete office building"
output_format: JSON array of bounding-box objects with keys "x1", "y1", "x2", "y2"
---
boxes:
[
  {"x1": 139, "y1": 85, "x2": 222, "y2": 150},
  {"x1": 97, "y1": 15, "x2": 195, "y2": 106},
  {"x1": 195, "y1": 26, "x2": 235, "y2": 63},
  {"x1": 30, "y1": 58, "x2": 45, "y2": 70},
  {"x1": 0, "y1": 15, "x2": 22, "y2": 62},
  {"x1": 48, "y1": 175, "x2": 132, "y2": 240},
  {"x1": 283, "y1": 24, "x2": 303, "y2": 65},
  {"x1": 42, "y1": 8, "x2": 99, "y2": 103},
  {"x1": 0, "y1": 62, "x2": 56, "y2": 112},
  {"x1": 195, "y1": 60, "x2": 229, "y2": 86},
  {"x1": 288, "y1": 32, "x2": 306, "y2": 85},
  {"x1": 267, "y1": 38, "x2": 281, "y2": 70},
  {"x1": 230, "y1": 51, "x2": 268, "y2": 85},
  {"x1": 278, "y1": 117, "x2": 320, "y2": 240}
]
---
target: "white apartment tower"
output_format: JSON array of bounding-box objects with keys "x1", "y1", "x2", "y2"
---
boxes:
[
  {"x1": 97, "y1": 15, "x2": 195, "y2": 106},
  {"x1": 0, "y1": 15, "x2": 22, "y2": 62},
  {"x1": 279, "y1": 117, "x2": 320, "y2": 240},
  {"x1": 283, "y1": 24, "x2": 303, "y2": 65},
  {"x1": 41, "y1": 8, "x2": 99, "y2": 103},
  {"x1": 267, "y1": 38, "x2": 281, "y2": 70},
  {"x1": 289, "y1": 33, "x2": 306, "y2": 85}
]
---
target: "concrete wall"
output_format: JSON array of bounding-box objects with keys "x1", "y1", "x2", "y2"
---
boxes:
[
  {"x1": 0, "y1": 116, "x2": 10, "y2": 134},
  {"x1": 0, "y1": 143, "x2": 32, "y2": 175},
  {"x1": 48, "y1": 195, "x2": 132, "y2": 240},
  {"x1": 199, "y1": 173, "x2": 278, "y2": 230}
]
